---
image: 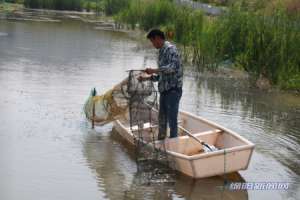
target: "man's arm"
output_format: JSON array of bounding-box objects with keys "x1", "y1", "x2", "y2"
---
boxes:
[
  {"x1": 144, "y1": 68, "x2": 159, "y2": 82},
  {"x1": 144, "y1": 46, "x2": 180, "y2": 79}
]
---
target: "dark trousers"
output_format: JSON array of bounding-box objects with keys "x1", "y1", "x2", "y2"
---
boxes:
[{"x1": 158, "y1": 88, "x2": 182, "y2": 139}]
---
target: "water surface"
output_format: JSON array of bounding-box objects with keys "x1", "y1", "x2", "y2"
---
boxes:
[{"x1": 0, "y1": 18, "x2": 299, "y2": 200}]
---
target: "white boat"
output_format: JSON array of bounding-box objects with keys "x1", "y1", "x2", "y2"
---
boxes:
[{"x1": 113, "y1": 110, "x2": 255, "y2": 179}]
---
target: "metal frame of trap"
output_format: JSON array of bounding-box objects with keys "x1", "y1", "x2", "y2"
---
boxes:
[{"x1": 126, "y1": 70, "x2": 175, "y2": 178}]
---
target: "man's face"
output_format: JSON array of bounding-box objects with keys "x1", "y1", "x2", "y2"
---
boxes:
[{"x1": 150, "y1": 36, "x2": 163, "y2": 49}]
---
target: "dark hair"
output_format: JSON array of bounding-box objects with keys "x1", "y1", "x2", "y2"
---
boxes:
[{"x1": 146, "y1": 29, "x2": 165, "y2": 40}]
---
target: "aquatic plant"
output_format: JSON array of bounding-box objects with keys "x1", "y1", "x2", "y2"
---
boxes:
[{"x1": 210, "y1": 0, "x2": 300, "y2": 88}]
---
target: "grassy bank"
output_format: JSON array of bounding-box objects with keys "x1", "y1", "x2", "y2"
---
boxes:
[
  {"x1": 0, "y1": 2, "x2": 23, "y2": 13},
  {"x1": 112, "y1": 0, "x2": 300, "y2": 90}
]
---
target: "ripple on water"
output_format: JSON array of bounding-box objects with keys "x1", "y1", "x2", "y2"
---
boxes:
[{"x1": 0, "y1": 32, "x2": 8, "y2": 36}]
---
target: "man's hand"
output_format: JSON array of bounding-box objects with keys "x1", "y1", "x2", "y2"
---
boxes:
[
  {"x1": 144, "y1": 68, "x2": 159, "y2": 75},
  {"x1": 138, "y1": 75, "x2": 151, "y2": 82}
]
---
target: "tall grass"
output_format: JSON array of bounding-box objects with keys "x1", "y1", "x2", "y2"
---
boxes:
[
  {"x1": 103, "y1": 0, "x2": 129, "y2": 15},
  {"x1": 115, "y1": 0, "x2": 176, "y2": 30},
  {"x1": 211, "y1": 1, "x2": 300, "y2": 88},
  {"x1": 115, "y1": 0, "x2": 300, "y2": 89}
]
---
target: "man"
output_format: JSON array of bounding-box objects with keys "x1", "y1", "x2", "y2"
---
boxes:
[{"x1": 141, "y1": 29, "x2": 183, "y2": 140}]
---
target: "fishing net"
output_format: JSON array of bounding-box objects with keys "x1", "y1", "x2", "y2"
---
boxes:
[
  {"x1": 83, "y1": 70, "x2": 157, "y2": 125},
  {"x1": 84, "y1": 79, "x2": 128, "y2": 125}
]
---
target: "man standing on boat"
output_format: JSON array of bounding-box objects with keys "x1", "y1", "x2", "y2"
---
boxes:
[{"x1": 141, "y1": 29, "x2": 183, "y2": 140}]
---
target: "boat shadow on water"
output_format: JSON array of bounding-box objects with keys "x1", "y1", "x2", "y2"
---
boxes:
[{"x1": 82, "y1": 128, "x2": 249, "y2": 200}]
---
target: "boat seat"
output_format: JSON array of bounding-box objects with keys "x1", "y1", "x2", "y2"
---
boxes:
[
  {"x1": 193, "y1": 129, "x2": 223, "y2": 136},
  {"x1": 128, "y1": 122, "x2": 157, "y2": 132},
  {"x1": 128, "y1": 120, "x2": 184, "y2": 132}
]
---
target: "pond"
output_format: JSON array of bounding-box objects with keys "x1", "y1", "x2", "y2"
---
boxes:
[{"x1": 0, "y1": 17, "x2": 299, "y2": 200}]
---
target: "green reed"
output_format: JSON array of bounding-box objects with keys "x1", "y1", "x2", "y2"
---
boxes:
[{"x1": 211, "y1": 1, "x2": 300, "y2": 89}]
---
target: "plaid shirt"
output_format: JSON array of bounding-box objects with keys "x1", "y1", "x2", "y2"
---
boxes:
[{"x1": 151, "y1": 41, "x2": 183, "y2": 93}]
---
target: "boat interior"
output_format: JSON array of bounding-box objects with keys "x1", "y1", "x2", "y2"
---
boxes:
[{"x1": 118, "y1": 108, "x2": 248, "y2": 157}]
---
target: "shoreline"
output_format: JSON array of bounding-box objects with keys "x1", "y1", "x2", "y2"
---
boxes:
[
  {"x1": 1, "y1": 3, "x2": 299, "y2": 94},
  {"x1": 23, "y1": 7, "x2": 95, "y2": 15}
]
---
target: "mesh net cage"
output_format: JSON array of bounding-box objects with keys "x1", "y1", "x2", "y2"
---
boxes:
[
  {"x1": 127, "y1": 70, "x2": 158, "y2": 128},
  {"x1": 84, "y1": 70, "x2": 175, "y2": 182}
]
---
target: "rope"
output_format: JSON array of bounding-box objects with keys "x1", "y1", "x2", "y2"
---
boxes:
[
  {"x1": 224, "y1": 149, "x2": 227, "y2": 185},
  {"x1": 219, "y1": 149, "x2": 227, "y2": 200}
]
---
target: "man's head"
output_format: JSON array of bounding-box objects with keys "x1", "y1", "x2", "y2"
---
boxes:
[{"x1": 147, "y1": 29, "x2": 165, "y2": 49}]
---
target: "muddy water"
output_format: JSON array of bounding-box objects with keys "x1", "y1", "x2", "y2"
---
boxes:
[{"x1": 0, "y1": 19, "x2": 299, "y2": 200}]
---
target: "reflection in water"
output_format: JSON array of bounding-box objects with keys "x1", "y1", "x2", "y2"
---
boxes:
[
  {"x1": 174, "y1": 174, "x2": 248, "y2": 200},
  {"x1": 0, "y1": 32, "x2": 8, "y2": 36},
  {"x1": 82, "y1": 129, "x2": 135, "y2": 199},
  {"x1": 182, "y1": 73, "x2": 300, "y2": 199},
  {"x1": 82, "y1": 129, "x2": 248, "y2": 200},
  {"x1": 187, "y1": 74, "x2": 300, "y2": 176}
]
